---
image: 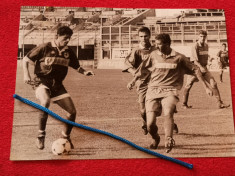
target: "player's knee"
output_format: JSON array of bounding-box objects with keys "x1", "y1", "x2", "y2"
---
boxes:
[
  {"x1": 163, "y1": 114, "x2": 173, "y2": 120},
  {"x1": 66, "y1": 108, "x2": 76, "y2": 121},
  {"x1": 140, "y1": 108, "x2": 146, "y2": 116},
  {"x1": 163, "y1": 106, "x2": 175, "y2": 118},
  {"x1": 69, "y1": 108, "x2": 77, "y2": 116},
  {"x1": 210, "y1": 81, "x2": 217, "y2": 89},
  {"x1": 40, "y1": 98, "x2": 50, "y2": 108},
  {"x1": 184, "y1": 83, "x2": 193, "y2": 90},
  {"x1": 163, "y1": 108, "x2": 175, "y2": 117}
]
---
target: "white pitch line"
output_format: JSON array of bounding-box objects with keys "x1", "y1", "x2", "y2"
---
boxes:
[{"x1": 13, "y1": 110, "x2": 232, "y2": 126}]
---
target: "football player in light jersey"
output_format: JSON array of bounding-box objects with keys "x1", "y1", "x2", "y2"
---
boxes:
[
  {"x1": 123, "y1": 27, "x2": 178, "y2": 135},
  {"x1": 23, "y1": 26, "x2": 94, "y2": 150},
  {"x1": 217, "y1": 43, "x2": 229, "y2": 83},
  {"x1": 127, "y1": 33, "x2": 212, "y2": 153},
  {"x1": 182, "y1": 30, "x2": 229, "y2": 109}
]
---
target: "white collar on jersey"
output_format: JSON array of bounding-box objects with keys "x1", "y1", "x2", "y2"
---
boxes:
[
  {"x1": 51, "y1": 40, "x2": 69, "y2": 56},
  {"x1": 139, "y1": 43, "x2": 152, "y2": 50},
  {"x1": 156, "y1": 49, "x2": 176, "y2": 58},
  {"x1": 197, "y1": 41, "x2": 207, "y2": 47}
]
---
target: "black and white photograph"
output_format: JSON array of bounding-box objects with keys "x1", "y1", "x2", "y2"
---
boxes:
[{"x1": 11, "y1": 6, "x2": 235, "y2": 160}]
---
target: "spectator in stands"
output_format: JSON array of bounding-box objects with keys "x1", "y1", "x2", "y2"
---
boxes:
[
  {"x1": 176, "y1": 14, "x2": 181, "y2": 22},
  {"x1": 217, "y1": 43, "x2": 229, "y2": 83},
  {"x1": 180, "y1": 11, "x2": 185, "y2": 22},
  {"x1": 182, "y1": 30, "x2": 230, "y2": 109},
  {"x1": 176, "y1": 11, "x2": 185, "y2": 22},
  {"x1": 22, "y1": 26, "x2": 94, "y2": 150}
]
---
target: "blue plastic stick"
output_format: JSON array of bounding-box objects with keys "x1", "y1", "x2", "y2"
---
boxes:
[{"x1": 13, "y1": 94, "x2": 193, "y2": 169}]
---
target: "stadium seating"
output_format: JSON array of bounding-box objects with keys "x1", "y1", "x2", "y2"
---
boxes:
[{"x1": 19, "y1": 7, "x2": 227, "y2": 69}]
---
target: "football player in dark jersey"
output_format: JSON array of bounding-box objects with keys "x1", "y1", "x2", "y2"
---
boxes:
[{"x1": 23, "y1": 26, "x2": 94, "y2": 150}]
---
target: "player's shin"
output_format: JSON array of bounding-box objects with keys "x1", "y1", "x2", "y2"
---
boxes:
[
  {"x1": 219, "y1": 70, "x2": 223, "y2": 82},
  {"x1": 212, "y1": 86, "x2": 222, "y2": 102},
  {"x1": 38, "y1": 112, "x2": 48, "y2": 131},
  {"x1": 63, "y1": 113, "x2": 76, "y2": 136},
  {"x1": 141, "y1": 112, "x2": 148, "y2": 135},
  {"x1": 182, "y1": 87, "x2": 192, "y2": 108},
  {"x1": 140, "y1": 111, "x2": 147, "y2": 122},
  {"x1": 37, "y1": 112, "x2": 48, "y2": 149},
  {"x1": 61, "y1": 113, "x2": 76, "y2": 149},
  {"x1": 164, "y1": 115, "x2": 174, "y2": 139},
  {"x1": 147, "y1": 112, "x2": 160, "y2": 149},
  {"x1": 164, "y1": 114, "x2": 175, "y2": 153},
  {"x1": 212, "y1": 87, "x2": 230, "y2": 108}
]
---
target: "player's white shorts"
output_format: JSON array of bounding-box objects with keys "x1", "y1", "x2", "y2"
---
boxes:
[{"x1": 35, "y1": 84, "x2": 70, "y2": 102}]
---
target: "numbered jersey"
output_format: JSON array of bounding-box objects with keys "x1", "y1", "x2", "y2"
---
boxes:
[{"x1": 26, "y1": 41, "x2": 80, "y2": 82}]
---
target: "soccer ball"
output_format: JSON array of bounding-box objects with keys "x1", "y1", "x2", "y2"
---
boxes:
[{"x1": 51, "y1": 138, "x2": 71, "y2": 155}]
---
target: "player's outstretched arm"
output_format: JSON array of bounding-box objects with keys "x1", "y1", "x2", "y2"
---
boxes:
[
  {"x1": 22, "y1": 57, "x2": 32, "y2": 84},
  {"x1": 77, "y1": 67, "x2": 95, "y2": 76}
]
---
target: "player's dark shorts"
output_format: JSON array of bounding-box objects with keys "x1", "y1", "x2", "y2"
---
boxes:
[
  {"x1": 34, "y1": 77, "x2": 70, "y2": 102},
  {"x1": 145, "y1": 87, "x2": 179, "y2": 114}
]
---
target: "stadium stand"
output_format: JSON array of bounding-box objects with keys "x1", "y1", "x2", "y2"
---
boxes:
[{"x1": 18, "y1": 7, "x2": 227, "y2": 69}]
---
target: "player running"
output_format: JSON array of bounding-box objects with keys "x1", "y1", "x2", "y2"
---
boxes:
[
  {"x1": 123, "y1": 26, "x2": 178, "y2": 135},
  {"x1": 127, "y1": 33, "x2": 212, "y2": 153},
  {"x1": 182, "y1": 30, "x2": 229, "y2": 109},
  {"x1": 22, "y1": 26, "x2": 94, "y2": 150},
  {"x1": 217, "y1": 43, "x2": 229, "y2": 83}
]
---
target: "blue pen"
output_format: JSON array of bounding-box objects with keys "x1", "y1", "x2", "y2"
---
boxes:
[{"x1": 13, "y1": 94, "x2": 193, "y2": 169}]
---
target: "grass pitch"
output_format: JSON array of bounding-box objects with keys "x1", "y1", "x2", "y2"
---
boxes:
[{"x1": 11, "y1": 62, "x2": 235, "y2": 160}]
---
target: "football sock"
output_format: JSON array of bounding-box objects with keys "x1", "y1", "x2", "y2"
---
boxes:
[
  {"x1": 141, "y1": 112, "x2": 147, "y2": 122},
  {"x1": 64, "y1": 113, "x2": 76, "y2": 136},
  {"x1": 38, "y1": 112, "x2": 48, "y2": 131},
  {"x1": 38, "y1": 130, "x2": 46, "y2": 137},
  {"x1": 182, "y1": 88, "x2": 190, "y2": 105},
  {"x1": 212, "y1": 87, "x2": 222, "y2": 103},
  {"x1": 163, "y1": 115, "x2": 174, "y2": 139}
]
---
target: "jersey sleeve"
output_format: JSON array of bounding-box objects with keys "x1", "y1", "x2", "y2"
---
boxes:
[
  {"x1": 26, "y1": 44, "x2": 46, "y2": 62},
  {"x1": 181, "y1": 54, "x2": 197, "y2": 73},
  {"x1": 122, "y1": 49, "x2": 137, "y2": 72},
  {"x1": 181, "y1": 54, "x2": 204, "y2": 80},
  {"x1": 68, "y1": 48, "x2": 80, "y2": 70},
  {"x1": 190, "y1": 43, "x2": 199, "y2": 62},
  {"x1": 134, "y1": 54, "x2": 153, "y2": 78}
]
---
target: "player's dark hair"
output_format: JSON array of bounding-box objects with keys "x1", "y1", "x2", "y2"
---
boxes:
[
  {"x1": 198, "y1": 30, "x2": 207, "y2": 36},
  {"x1": 57, "y1": 26, "x2": 73, "y2": 36},
  {"x1": 138, "y1": 26, "x2": 151, "y2": 36},
  {"x1": 222, "y1": 43, "x2": 226, "y2": 47},
  {"x1": 155, "y1": 33, "x2": 171, "y2": 45}
]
